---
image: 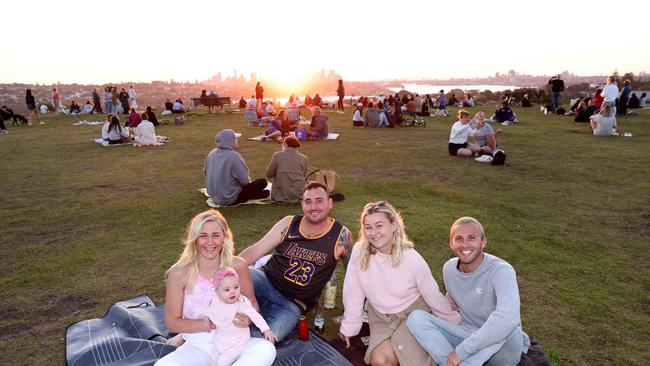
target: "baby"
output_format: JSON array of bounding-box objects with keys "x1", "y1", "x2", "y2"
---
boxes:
[{"x1": 208, "y1": 268, "x2": 276, "y2": 366}]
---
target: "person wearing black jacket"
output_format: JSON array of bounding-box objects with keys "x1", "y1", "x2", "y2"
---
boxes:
[
  {"x1": 548, "y1": 74, "x2": 565, "y2": 113},
  {"x1": 118, "y1": 88, "x2": 130, "y2": 115},
  {"x1": 145, "y1": 106, "x2": 159, "y2": 126}
]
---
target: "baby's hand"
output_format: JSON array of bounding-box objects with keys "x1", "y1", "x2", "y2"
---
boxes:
[{"x1": 263, "y1": 329, "x2": 277, "y2": 344}]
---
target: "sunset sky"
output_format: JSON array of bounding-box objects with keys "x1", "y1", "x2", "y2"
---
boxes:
[{"x1": 2, "y1": 0, "x2": 648, "y2": 85}]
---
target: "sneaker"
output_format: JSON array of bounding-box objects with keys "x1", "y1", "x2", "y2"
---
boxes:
[
  {"x1": 40, "y1": 122, "x2": 45, "y2": 125},
  {"x1": 475, "y1": 155, "x2": 493, "y2": 163},
  {"x1": 502, "y1": 121, "x2": 510, "y2": 126},
  {"x1": 0, "y1": 130, "x2": 8, "y2": 134}
]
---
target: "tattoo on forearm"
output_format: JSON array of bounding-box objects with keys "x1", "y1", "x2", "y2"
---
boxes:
[{"x1": 340, "y1": 228, "x2": 352, "y2": 251}]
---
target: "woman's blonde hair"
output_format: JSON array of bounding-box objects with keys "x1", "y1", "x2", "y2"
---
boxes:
[
  {"x1": 166, "y1": 209, "x2": 235, "y2": 288},
  {"x1": 457, "y1": 109, "x2": 470, "y2": 119},
  {"x1": 356, "y1": 201, "x2": 413, "y2": 271}
]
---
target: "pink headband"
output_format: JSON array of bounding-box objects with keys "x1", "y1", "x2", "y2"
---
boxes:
[{"x1": 213, "y1": 267, "x2": 239, "y2": 288}]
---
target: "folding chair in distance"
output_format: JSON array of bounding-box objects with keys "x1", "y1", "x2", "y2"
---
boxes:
[{"x1": 244, "y1": 108, "x2": 270, "y2": 128}]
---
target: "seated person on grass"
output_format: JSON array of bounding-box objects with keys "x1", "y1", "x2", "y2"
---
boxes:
[
  {"x1": 407, "y1": 216, "x2": 531, "y2": 366},
  {"x1": 352, "y1": 103, "x2": 365, "y2": 127},
  {"x1": 308, "y1": 106, "x2": 329, "y2": 139},
  {"x1": 339, "y1": 201, "x2": 460, "y2": 366},
  {"x1": 373, "y1": 102, "x2": 389, "y2": 127},
  {"x1": 133, "y1": 113, "x2": 157, "y2": 146},
  {"x1": 573, "y1": 101, "x2": 592, "y2": 123},
  {"x1": 101, "y1": 114, "x2": 131, "y2": 145},
  {"x1": 265, "y1": 136, "x2": 308, "y2": 204},
  {"x1": 494, "y1": 101, "x2": 518, "y2": 124},
  {"x1": 81, "y1": 101, "x2": 94, "y2": 114},
  {"x1": 627, "y1": 93, "x2": 640, "y2": 109},
  {"x1": 204, "y1": 129, "x2": 269, "y2": 206},
  {"x1": 263, "y1": 110, "x2": 291, "y2": 141},
  {"x1": 164, "y1": 99, "x2": 174, "y2": 112},
  {"x1": 172, "y1": 99, "x2": 185, "y2": 114},
  {"x1": 145, "y1": 106, "x2": 160, "y2": 126},
  {"x1": 590, "y1": 105, "x2": 617, "y2": 136},
  {"x1": 472, "y1": 111, "x2": 500, "y2": 155},
  {"x1": 69, "y1": 101, "x2": 81, "y2": 114},
  {"x1": 128, "y1": 107, "x2": 142, "y2": 128},
  {"x1": 238, "y1": 182, "x2": 353, "y2": 341},
  {"x1": 448, "y1": 109, "x2": 479, "y2": 157}
]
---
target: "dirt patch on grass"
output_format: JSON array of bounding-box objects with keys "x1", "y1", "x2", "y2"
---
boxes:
[{"x1": 0, "y1": 294, "x2": 99, "y2": 339}]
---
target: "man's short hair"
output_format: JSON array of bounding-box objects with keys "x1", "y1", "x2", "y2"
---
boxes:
[
  {"x1": 303, "y1": 181, "x2": 328, "y2": 195},
  {"x1": 450, "y1": 216, "x2": 485, "y2": 240}
]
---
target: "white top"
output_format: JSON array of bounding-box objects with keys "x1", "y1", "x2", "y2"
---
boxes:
[
  {"x1": 352, "y1": 109, "x2": 363, "y2": 122},
  {"x1": 128, "y1": 88, "x2": 137, "y2": 99},
  {"x1": 590, "y1": 114, "x2": 616, "y2": 136},
  {"x1": 101, "y1": 122, "x2": 130, "y2": 141},
  {"x1": 602, "y1": 84, "x2": 619, "y2": 102},
  {"x1": 134, "y1": 121, "x2": 157, "y2": 145},
  {"x1": 449, "y1": 121, "x2": 476, "y2": 144}
]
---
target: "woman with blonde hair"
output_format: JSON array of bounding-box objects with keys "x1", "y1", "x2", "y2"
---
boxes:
[
  {"x1": 471, "y1": 111, "x2": 500, "y2": 155},
  {"x1": 448, "y1": 109, "x2": 479, "y2": 157},
  {"x1": 155, "y1": 210, "x2": 275, "y2": 366},
  {"x1": 339, "y1": 201, "x2": 460, "y2": 366}
]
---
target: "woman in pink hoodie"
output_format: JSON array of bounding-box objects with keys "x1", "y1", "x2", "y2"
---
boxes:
[{"x1": 339, "y1": 201, "x2": 460, "y2": 366}]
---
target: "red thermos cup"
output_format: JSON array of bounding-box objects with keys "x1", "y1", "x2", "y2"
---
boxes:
[{"x1": 297, "y1": 316, "x2": 309, "y2": 341}]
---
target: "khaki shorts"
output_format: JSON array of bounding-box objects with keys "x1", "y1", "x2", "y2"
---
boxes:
[{"x1": 365, "y1": 296, "x2": 435, "y2": 366}]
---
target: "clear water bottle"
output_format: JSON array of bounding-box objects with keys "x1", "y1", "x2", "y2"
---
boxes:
[
  {"x1": 314, "y1": 313, "x2": 325, "y2": 332},
  {"x1": 323, "y1": 271, "x2": 337, "y2": 309}
]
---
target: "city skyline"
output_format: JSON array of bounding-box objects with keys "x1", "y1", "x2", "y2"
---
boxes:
[{"x1": 2, "y1": 0, "x2": 648, "y2": 85}]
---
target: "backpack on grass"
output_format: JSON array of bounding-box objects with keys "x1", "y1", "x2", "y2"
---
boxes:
[{"x1": 491, "y1": 150, "x2": 506, "y2": 165}]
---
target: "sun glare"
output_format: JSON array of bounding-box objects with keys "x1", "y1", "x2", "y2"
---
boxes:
[{"x1": 268, "y1": 71, "x2": 308, "y2": 95}]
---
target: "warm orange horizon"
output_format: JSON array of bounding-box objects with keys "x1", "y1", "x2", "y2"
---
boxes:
[{"x1": 2, "y1": 0, "x2": 649, "y2": 85}]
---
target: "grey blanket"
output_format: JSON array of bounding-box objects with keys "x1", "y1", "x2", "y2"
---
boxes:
[{"x1": 65, "y1": 294, "x2": 351, "y2": 366}]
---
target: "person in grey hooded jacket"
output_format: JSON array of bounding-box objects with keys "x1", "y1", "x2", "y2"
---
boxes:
[{"x1": 205, "y1": 129, "x2": 269, "y2": 206}]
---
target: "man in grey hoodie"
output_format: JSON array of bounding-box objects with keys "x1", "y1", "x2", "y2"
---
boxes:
[
  {"x1": 407, "y1": 217, "x2": 530, "y2": 366},
  {"x1": 205, "y1": 129, "x2": 269, "y2": 206}
]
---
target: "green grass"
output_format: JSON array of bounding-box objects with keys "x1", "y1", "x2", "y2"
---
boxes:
[{"x1": 1, "y1": 107, "x2": 649, "y2": 365}]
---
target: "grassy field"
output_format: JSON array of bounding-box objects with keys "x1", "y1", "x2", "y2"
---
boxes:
[{"x1": 0, "y1": 105, "x2": 648, "y2": 365}]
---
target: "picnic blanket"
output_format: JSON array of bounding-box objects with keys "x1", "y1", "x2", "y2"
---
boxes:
[
  {"x1": 248, "y1": 133, "x2": 340, "y2": 141},
  {"x1": 73, "y1": 120, "x2": 104, "y2": 126},
  {"x1": 327, "y1": 324, "x2": 552, "y2": 366},
  {"x1": 199, "y1": 187, "x2": 273, "y2": 208},
  {"x1": 65, "y1": 294, "x2": 352, "y2": 366},
  {"x1": 93, "y1": 136, "x2": 172, "y2": 147}
]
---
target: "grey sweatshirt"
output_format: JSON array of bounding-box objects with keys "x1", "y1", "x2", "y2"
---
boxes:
[
  {"x1": 443, "y1": 253, "x2": 530, "y2": 360},
  {"x1": 204, "y1": 129, "x2": 250, "y2": 205}
]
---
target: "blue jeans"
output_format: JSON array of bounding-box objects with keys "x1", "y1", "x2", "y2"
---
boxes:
[
  {"x1": 250, "y1": 268, "x2": 302, "y2": 341},
  {"x1": 407, "y1": 310, "x2": 522, "y2": 366},
  {"x1": 551, "y1": 92, "x2": 561, "y2": 112},
  {"x1": 105, "y1": 100, "x2": 114, "y2": 114}
]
